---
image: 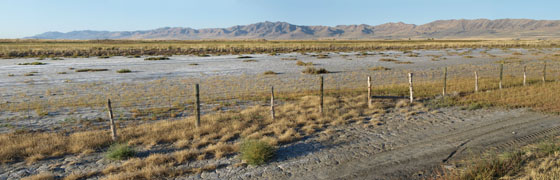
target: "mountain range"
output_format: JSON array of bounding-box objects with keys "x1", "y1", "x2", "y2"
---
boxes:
[{"x1": 27, "y1": 19, "x2": 560, "y2": 40}]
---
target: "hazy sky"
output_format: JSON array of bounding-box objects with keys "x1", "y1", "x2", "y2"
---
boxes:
[{"x1": 1, "y1": 0, "x2": 558, "y2": 38}]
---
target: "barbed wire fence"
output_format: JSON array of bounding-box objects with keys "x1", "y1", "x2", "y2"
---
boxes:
[{"x1": 0, "y1": 60, "x2": 558, "y2": 134}]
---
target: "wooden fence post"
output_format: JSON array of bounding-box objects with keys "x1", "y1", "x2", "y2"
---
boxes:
[
  {"x1": 523, "y1": 66, "x2": 527, "y2": 86},
  {"x1": 270, "y1": 86, "x2": 275, "y2": 120},
  {"x1": 443, "y1": 67, "x2": 447, "y2": 96},
  {"x1": 367, "y1": 76, "x2": 372, "y2": 108},
  {"x1": 408, "y1": 73, "x2": 414, "y2": 103},
  {"x1": 194, "y1": 84, "x2": 200, "y2": 128},
  {"x1": 543, "y1": 61, "x2": 547, "y2": 83},
  {"x1": 499, "y1": 64, "x2": 504, "y2": 89},
  {"x1": 107, "y1": 99, "x2": 117, "y2": 141},
  {"x1": 475, "y1": 71, "x2": 479, "y2": 92},
  {"x1": 320, "y1": 76, "x2": 324, "y2": 114}
]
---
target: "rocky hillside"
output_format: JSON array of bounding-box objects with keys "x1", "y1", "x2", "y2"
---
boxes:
[{"x1": 27, "y1": 19, "x2": 560, "y2": 40}]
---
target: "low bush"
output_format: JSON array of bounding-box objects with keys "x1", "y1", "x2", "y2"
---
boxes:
[
  {"x1": 302, "y1": 67, "x2": 328, "y2": 74},
  {"x1": 296, "y1": 60, "x2": 313, "y2": 66},
  {"x1": 238, "y1": 56, "x2": 253, "y2": 59},
  {"x1": 18, "y1": 62, "x2": 45, "y2": 65},
  {"x1": 369, "y1": 66, "x2": 391, "y2": 71},
  {"x1": 144, "y1": 56, "x2": 170, "y2": 61},
  {"x1": 263, "y1": 71, "x2": 276, "y2": 75},
  {"x1": 75, "y1": 68, "x2": 109, "y2": 72},
  {"x1": 379, "y1": 58, "x2": 398, "y2": 62},
  {"x1": 116, "y1": 69, "x2": 132, "y2": 73},
  {"x1": 240, "y1": 139, "x2": 275, "y2": 165},
  {"x1": 105, "y1": 143, "x2": 136, "y2": 160}
]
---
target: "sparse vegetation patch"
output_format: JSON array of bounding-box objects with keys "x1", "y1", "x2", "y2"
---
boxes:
[
  {"x1": 18, "y1": 62, "x2": 45, "y2": 65},
  {"x1": 75, "y1": 68, "x2": 109, "y2": 72},
  {"x1": 302, "y1": 67, "x2": 329, "y2": 74},
  {"x1": 144, "y1": 56, "x2": 170, "y2": 61},
  {"x1": 296, "y1": 60, "x2": 313, "y2": 66},
  {"x1": 116, "y1": 69, "x2": 132, "y2": 73},
  {"x1": 369, "y1": 66, "x2": 391, "y2": 71}
]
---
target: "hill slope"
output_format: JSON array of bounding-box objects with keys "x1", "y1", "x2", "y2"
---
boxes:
[{"x1": 27, "y1": 19, "x2": 560, "y2": 40}]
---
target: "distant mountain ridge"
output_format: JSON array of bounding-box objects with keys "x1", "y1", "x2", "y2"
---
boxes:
[{"x1": 27, "y1": 19, "x2": 560, "y2": 40}]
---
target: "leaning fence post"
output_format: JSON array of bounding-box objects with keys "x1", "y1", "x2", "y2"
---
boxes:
[
  {"x1": 475, "y1": 71, "x2": 479, "y2": 92},
  {"x1": 270, "y1": 86, "x2": 275, "y2": 120},
  {"x1": 523, "y1": 66, "x2": 527, "y2": 86},
  {"x1": 107, "y1": 99, "x2": 117, "y2": 141},
  {"x1": 367, "y1": 76, "x2": 372, "y2": 108},
  {"x1": 499, "y1": 64, "x2": 504, "y2": 89},
  {"x1": 320, "y1": 76, "x2": 324, "y2": 114},
  {"x1": 442, "y1": 67, "x2": 447, "y2": 96},
  {"x1": 543, "y1": 61, "x2": 547, "y2": 83},
  {"x1": 194, "y1": 84, "x2": 201, "y2": 128},
  {"x1": 408, "y1": 73, "x2": 414, "y2": 103}
]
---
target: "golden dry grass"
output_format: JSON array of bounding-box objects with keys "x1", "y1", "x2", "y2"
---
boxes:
[
  {"x1": 2, "y1": 39, "x2": 558, "y2": 59},
  {"x1": 21, "y1": 172, "x2": 55, "y2": 180},
  {"x1": 6, "y1": 93, "x2": 392, "y2": 179}
]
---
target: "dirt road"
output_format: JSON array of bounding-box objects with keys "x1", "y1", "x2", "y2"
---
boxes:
[{"x1": 210, "y1": 108, "x2": 559, "y2": 180}]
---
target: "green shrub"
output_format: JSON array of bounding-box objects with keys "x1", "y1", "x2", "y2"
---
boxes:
[
  {"x1": 116, "y1": 69, "x2": 132, "y2": 73},
  {"x1": 302, "y1": 67, "x2": 328, "y2": 74},
  {"x1": 144, "y1": 56, "x2": 170, "y2": 61},
  {"x1": 242, "y1": 59, "x2": 258, "y2": 62},
  {"x1": 106, "y1": 143, "x2": 136, "y2": 160},
  {"x1": 75, "y1": 68, "x2": 109, "y2": 72},
  {"x1": 18, "y1": 62, "x2": 46, "y2": 65},
  {"x1": 57, "y1": 72, "x2": 67, "y2": 74},
  {"x1": 189, "y1": 63, "x2": 199, "y2": 66},
  {"x1": 51, "y1": 57, "x2": 64, "y2": 60},
  {"x1": 98, "y1": 56, "x2": 111, "y2": 59},
  {"x1": 240, "y1": 140, "x2": 275, "y2": 165}
]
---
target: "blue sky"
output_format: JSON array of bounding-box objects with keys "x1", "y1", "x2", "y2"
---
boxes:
[{"x1": 0, "y1": 0, "x2": 558, "y2": 38}]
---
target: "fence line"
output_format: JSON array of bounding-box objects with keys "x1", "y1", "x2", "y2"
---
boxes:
[{"x1": 1, "y1": 61, "x2": 559, "y2": 131}]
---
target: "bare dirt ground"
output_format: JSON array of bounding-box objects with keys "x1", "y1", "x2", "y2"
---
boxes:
[
  {"x1": 1, "y1": 48, "x2": 550, "y2": 134},
  {"x1": 2, "y1": 48, "x2": 560, "y2": 179},
  {"x1": 2, "y1": 105, "x2": 558, "y2": 179},
  {"x1": 206, "y1": 107, "x2": 559, "y2": 180}
]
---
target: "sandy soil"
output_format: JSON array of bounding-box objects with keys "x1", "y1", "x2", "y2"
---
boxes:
[
  {"x1": 1, "y1": 48, "x2": 559, "y2": 179},
  {"x1": 2, "y1": 105, "x2": 559, "y2": 179},
  {"x1": 1, "y1": 48, "x2": 548, "y2": 133}
]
